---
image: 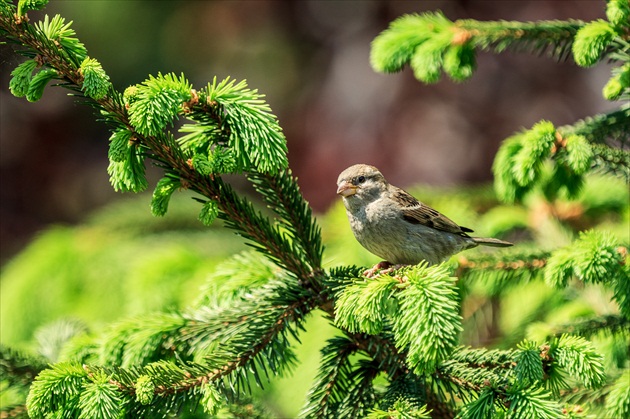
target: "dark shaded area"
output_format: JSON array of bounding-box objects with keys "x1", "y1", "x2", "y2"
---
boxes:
[{"x1": 0, "y1": 1, "x2": 613, "y2": 263}]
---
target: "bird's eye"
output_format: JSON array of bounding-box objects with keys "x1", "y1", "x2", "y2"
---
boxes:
[{"x1": 357, "y1": 175, "x2": 366, "y2": 184}]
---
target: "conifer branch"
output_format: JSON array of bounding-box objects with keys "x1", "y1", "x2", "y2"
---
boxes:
[
  {"x1": 300, "y1": 336, "x2": 359, "y2": 418},
  {"x1": 1, "y1": 345, "x2": 47, "y2": 387},
  {"x1": 371, "y1": 12, "x2": 583, "y2": 84},
  {"x1": 549, "y1": 314, "x2": 630, "y2": 338},
  {"x1": 591, "y1": 144, "x2": 630, "y2": 180},
  {"x1": 560, "y1": 108, "x2": 630, "y2": 147}
]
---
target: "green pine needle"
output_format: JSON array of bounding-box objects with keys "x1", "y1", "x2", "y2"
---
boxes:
[
  {"x1": 201, "y1": 384, "x2": 224, "y2": 416},
  {"x1": 334, "y1": 275, "x2": 398, "y2": 334},
  {"x1": 515, "y1": 340, "x2": 545, "y2": 385},
  {"x1": 107, "y1": 129, "x2": 133, "y2": 163},
  {"x1": 552, "y1": 334, "x2": 605, "y2": 389},
  {"x1": 206, "y1": 77, "x2": 288, "y2": 174},
  {"x1": 79, "y1": 57, "x2": 111, "y2": 100},
  {"x1": 9, "y1": 59, "x2": 38, "y2": 98},
  {"x1": 606, "y1": 0, "x2": 630, "y2": 29},
  {"x1": 26, "y1": 68, "x2": 57, "y2": 102},
  {"x1": 409, "y1": 34, "x2": 450, "y2": 84},
  {"x1": 208, "y1": 147, "x2": 237, "y2": 174},
  {"x1": 26, "y1": 362, "x2": 87, "y2": 417},
  {"x1": 106, "y1": 144, "x2": 148, "y2": 193},
  {"x1": 34, "y1": 14, "x2": 87, "y2": 64},
  {"x1": 393, "y1": 263, "x2": 462, "y2": 374},
  {"x1": 572, "y1": 20, "x2": 616, "y2": 67},
  {"x1": 368, "y1": 398, "x2": 431, "y2": 419},
  {"x1": 77, "y1": 371, "x2": 123, "y2": 419},
  {"x1": 511, "y1": 120, "x2": 556, "y2": 187},
  {"x1": 151, "y1": 176, "x2": 181, "y2": 217},
  {"x1": 505, "y1": 386, "x2": 563, "y2": 419},
  {"x1": 457, "y1": 388, "x2": 497, "y2": 419},
  {"x1": 605, "y1": 370, "x2": 630, "y2": 418},
  {"x1": 370, "y1": 12, "x2": 452, "y2": 74},
  {"x1": 134, "y1": 375, "x2": 155, "y2": 405},
  {"x1": 564, "y1": 134, "x2": 593, "y2": 175},
  {"x1": 545, "y1": 230, "x2": 624, "y2": 287},
  {"x1": 198, "y1": 200, "x2": 219, "y2": 227},
  {"x1": 18, "y1": 0, "x2": 49, "y2": 15},
  {"x1": 443, "y1": 44, "x2": 476, "y2": 82},
  {"x1": 192, "y1": 153, "x2": 213, "y2": 176},
  {"x1": 300, "y1": 336, "x2": 358, "y2": 418},
  {"x1": 127, "y1": 73, "x2": 193, "y2": 136}
]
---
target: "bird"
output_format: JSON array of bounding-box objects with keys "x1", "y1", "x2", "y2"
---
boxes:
[{"x1": 336, "y1": 164, "x2": 512, "y2": 275}]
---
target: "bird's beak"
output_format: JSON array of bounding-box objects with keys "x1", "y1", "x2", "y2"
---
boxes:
[{"x1": 336, "y1": 181, "x2": 357, "y2": 197}]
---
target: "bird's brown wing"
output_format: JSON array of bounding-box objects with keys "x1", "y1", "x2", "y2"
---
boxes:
[{"x1": 392, "y1": 188, "x2": 473, "y2": 235}]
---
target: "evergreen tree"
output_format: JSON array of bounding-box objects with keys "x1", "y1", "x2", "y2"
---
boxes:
[{"x1": 1, "y1": 0, "x2": 628, "y2": 418}]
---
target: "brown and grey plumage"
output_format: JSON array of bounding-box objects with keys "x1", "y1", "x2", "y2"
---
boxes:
[{"x1": 336, "y1": 164, "x2": 512, "y2": 267}]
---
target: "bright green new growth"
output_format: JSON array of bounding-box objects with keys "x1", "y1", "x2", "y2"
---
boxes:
[
  {"x1": 505, "y1": 386, "x2": 563, "y2": 419},
  {"x1": 603, "y1": 62, "x2": 630, "y2": 100},
  {"x1": 35, "y1": 14, "x2": 87, "y2": 65},
  {"x1": 607, "y1": 0, "x2": 630, "y2": 28},
  {"x1": 206, "y1": 77, "x2": 288, "y2": 174},
  {"x1": 368, "y1": 399, "x2": 432, "y2": 419},
  {"x1": 107, "y1": 128, "x2": 133, "y2": 163},
  {"x1": 605, "y1": 370, "x2": 630, "y2": 418},
  {"x1": 334, "y1": 275, "x2": 398, "y2": 334},
  {"x1": 493, "y1": 116, "x2": 629, "y2": 203},
  {"x1": 9, "y1": 59, "x2": 37, "y2": 97},
  {"x1": 572, "y1": 20, "x2": 616, "y2": 67},
  {"x1": 26, "y1": 68, "x2": 57, "y2": 102},
  {"x1": 151, "y1": 177, "x2": 181, "y2": 217},
  {"x1": 198, "y1": 200, "x2": 219, "y2": 226},
  {"x1": 128, "y1": 73, "x2": 193, "y2": 137},
  {"x1": 370, "y1": 12, "x2": 452, "y2": 74},
  {"x1": 106, "y1": 144, "x2": 147, "y2": 193},
  {"x1": 77, "y1": 370, "x2": 123, "y2": 419},
  {"x1": 200, "y1": 384, "x2": 223, "y2": 415},
  {"x1": 515, "y1": 340, "x2": 544, "y2": 384},
  {"x1": 392, "y1": 263, "x2": 462, "y2": 374},
  {"x1": 25, "y1": 363, "x2": 87, "y2": 417},
  {"x1": 79, "y1": 57, "x2": 111, "y2": 100},
  {"x1": 553, "y1": 334, "x2": 605, "y2": 389},
  {"x1": 371, "y1": 12, "x2": 477, "y2": 83},
  {"x1": 328, "y1": 263, "x2": 464, "y2": 375},
  {"x1": 134, "y1": 375, "x2": 155, "y2": 405},
  {"x1": 17, "y1": 0, "x2": 48, "y2": 15},
  {"x1": 371, "y1": 12, "x2": 585, "y2": 84},
  {"x1": 544, "y1": 230, "x2": 625, "y2": 285}
]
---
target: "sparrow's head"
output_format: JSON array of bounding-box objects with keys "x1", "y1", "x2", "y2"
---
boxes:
[{"x1": 336, "y1": 164, "x2": 388, "y2": 201}]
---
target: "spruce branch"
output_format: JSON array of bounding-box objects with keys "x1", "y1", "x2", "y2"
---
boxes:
[
  {"x1": 493, "y1": 112, "x2": 629, "y2": 202},
  {"x1": 456, "y1": 250, "x2": 549, "y2": 291},
  {"x1": 247, "y1": 170, "x2": 324, "y2": 277},
  {"x1": 0, "y1": 345, "x2": 47, "y2": 388},
  {"x1": 590, "y1": 143, "x2": 630, "y2": 180},
  {"x1": 23, "y1": 280, "x2": 317, "y2": 418},
  {"x1": 300, "y1": 336, "x2": 359, "y2": 418},
  {"x1": 547, "y1": 314, "x2": 630, "y2": 339},
  {"x1": 560, "y1": 108, "x2": 630, "y2": 147},
  {"x1": 371, "y1": 12, "x2": 583, "y2": 83},
  {"x1": 605, "y1": 370, "x2": 630, "y2": 418}
]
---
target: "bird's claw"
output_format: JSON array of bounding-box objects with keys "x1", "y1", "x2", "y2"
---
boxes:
[{"x1": 363, "y1": 261, "x2": 406, "y2": 278}]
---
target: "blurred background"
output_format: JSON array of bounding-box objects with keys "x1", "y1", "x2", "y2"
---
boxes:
[
  {"x1": 3, "y1": 2, "x2": 628, "y2": 417},
  {"x1": 0, "y1": 0, "x2": 613, "y2": 264}
]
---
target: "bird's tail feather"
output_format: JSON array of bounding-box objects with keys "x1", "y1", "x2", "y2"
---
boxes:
[{"x1": 473, "y1": 237, "x2": 513, "y2": 247}]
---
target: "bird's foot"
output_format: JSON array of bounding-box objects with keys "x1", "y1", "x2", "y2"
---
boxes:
[{"x1": 363, "y1": 261, "x2": 406, "y2": 278}]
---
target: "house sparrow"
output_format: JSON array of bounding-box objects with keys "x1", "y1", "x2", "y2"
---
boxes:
[{"x1": 337, "y1": 164, "x2": 512, "y2": 274}]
